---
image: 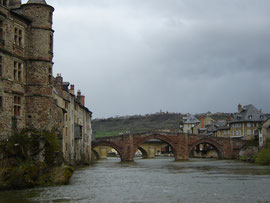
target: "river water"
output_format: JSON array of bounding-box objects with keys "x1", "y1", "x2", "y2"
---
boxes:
[{"x1": 1, "y1": 157, "x2": 270, "y2": 203}]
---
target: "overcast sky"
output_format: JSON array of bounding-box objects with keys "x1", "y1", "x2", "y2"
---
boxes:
[{"x1": 23, "y1": 0, "x2": 270, "y2": 118}]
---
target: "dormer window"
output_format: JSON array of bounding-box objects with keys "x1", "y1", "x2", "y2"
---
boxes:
[
  {"x1": 248, "y1": 115, "x2": 252, "y2": 120},
  {"x1": 260, "y1": 115, "x2": 264, "y2": 120}
]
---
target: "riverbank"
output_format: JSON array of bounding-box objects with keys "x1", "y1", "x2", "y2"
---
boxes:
[
  {"x1": 0, "y1": 130, "x2": 74, "y2": 190},
  {"x1": 239, "y1": 140, "x2": 270, "y2": 165}
]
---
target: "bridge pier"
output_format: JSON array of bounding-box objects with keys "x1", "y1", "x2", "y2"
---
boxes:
[
  {"x1": 174, "y1": 134, "x2": 189, "y2": 161},
  {"x1": 121, "y1": 134, "x2": 135, "y2": 162}
]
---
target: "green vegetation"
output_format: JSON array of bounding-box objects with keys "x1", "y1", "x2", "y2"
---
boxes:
[
  {"x1": 239, "y1": 139, "x2": 270, "y2": 165},
  {"x1": 254, "y1": 149, "x2": 270, "y2": 165},
  {"x1": 0, "y1": 130, "x2": 74, "y2": 190},
  {"x1": 254, "y1": 139, "x2": 270, "y2": 165},
  {"x1": 239, "y1": 155, "x2": 255, "y2": 163},
  {"x1": 93, "y1": 112, "x2": 230, "y2": 138},
  {"x1": 93, "y1": 113, "x2": 183, "y2": 138}
]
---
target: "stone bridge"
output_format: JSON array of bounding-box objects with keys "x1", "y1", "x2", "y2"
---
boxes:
[{"x1": 92, "y1": 131, "x2": 247, "y2": 162}]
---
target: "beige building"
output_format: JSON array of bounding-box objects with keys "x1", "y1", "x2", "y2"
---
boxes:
[
  {"x1": 0, "y1": 0, "x2": 92, "y2": 165},
  {"x1": 229, "y1": 104, "x2": 266, "y2": 140},
  {"x1": 259, "y1": 118, "x2": 270, "y2": 148},
  {"x1": 181, "y1": 114, "x2": 200, "y2": 134},
  {"x1": 216, "y1": 126, "x2": 230, "y2": 138}
]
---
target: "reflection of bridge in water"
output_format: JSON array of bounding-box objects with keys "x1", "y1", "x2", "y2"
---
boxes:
[{"x1": 92, "y1": 131, "x2": 247, "y2": 162}]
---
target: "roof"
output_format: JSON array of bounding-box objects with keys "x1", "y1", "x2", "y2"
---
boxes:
[
  {"x1": 27, "y1": 0, "x2": 47, "y2": 4},
  {"x1": 183, "y1": 115, "x2": 200, "y2": 124},
  {"x1": 231, "y1": 104, "x2": 266, "y2": 123}
]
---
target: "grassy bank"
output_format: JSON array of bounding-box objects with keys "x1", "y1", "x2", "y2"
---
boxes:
[
  {"x1": 0, "y1": 130, "x2": 74, "y2": 190},
  {"x1": 239, "y1": 140, "x2": 270, "y2": 165},
  {"x1": 254, "y1": 149, "x2": 270, "y2": 165},
  {"x1": 254, "y1": 140, "x2": 270, "y2": 165}
]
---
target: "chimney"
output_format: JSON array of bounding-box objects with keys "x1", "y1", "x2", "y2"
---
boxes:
[
  {"x1": 77, "y1": 90, "x2": 81, "y2": 97},
  {"x1": 55, "y1": 73, "x2": 63, "y2": 94},
  {"x1": 200, "y1": 116, "x2": 204, "y2": 128},
  {"x1": 81, "y1": 95, "x2": 85, "y2": 106},
  {"x1": 69, "y1": 84, "x2": 75, "y2": 94},
  {"x1": 238, "y1": 104, "x2": 242, "y2": 113},
  {"x1": 77, "y1": 90, "x2": 85, "y2": 106}
]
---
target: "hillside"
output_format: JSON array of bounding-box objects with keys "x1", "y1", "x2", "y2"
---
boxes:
[{"x1": 92, "y1": 112, "x2": 230, "y2": 138}]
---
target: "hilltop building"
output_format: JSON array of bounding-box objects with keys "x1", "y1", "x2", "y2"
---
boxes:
[{"x1": 0, "y1": 0, "x2": 92, "y2": 164}]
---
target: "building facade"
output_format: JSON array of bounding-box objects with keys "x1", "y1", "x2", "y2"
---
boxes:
[
  {"x1": 230, "y1": 104, "x2": 266, "y2": 140},
  {"x1": 181, "y1": 114, "x2": 200, "y2": 134},
  {"x1": 0, "y1": 0, "x2": 92, "y2": 165},
  {"x1": 259, "y1": 118, "x2": 270, "y2": 148}
]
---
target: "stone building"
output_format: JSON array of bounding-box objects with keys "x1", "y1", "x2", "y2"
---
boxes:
[
  {"x1": 0, "y1": 0, "x2": 92, "y2": 164},
  {"x1": 259, "y1": 118, "x2": 270, "y2": 148},
  {"x1": 230, "y1": 104, "x2": 266, "y2": 140},
  {"x1": 181, "y1": 114, "x2": 200, "y2": 134}
]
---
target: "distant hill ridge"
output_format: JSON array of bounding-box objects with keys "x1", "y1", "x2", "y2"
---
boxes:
[{"x1": 92, "y1": 112, "x2": 233, "y2": 138}]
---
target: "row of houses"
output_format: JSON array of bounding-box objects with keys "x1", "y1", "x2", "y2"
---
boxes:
[
  {"x1": 180, "y1": 104, "x2": 270, "y2": 148},
  {"x1": 0, "y1": 0, "x2": 92, "y2": 165}
]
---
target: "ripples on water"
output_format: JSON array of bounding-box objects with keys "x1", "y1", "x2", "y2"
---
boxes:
[{"x1": 1, "y1": 158, "x2": 270, "y2": 203}]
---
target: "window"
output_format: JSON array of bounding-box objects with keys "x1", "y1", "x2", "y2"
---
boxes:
[
  {"x1": 49, "y1": 34, "x2": 53, "y2": 52},
  {"x1": 0, "y1": 96, "x2": 3, "y2": 110},
  {"x1": 0, "y1": 20, "x2": 3, "y2": 40},
  {"x1": 223, "y1": 131, "x2": 227, "y2": 136},
  {"x1": 14, "y1": 96, "x2": 22, "y2": 116},
  {"x1": 0, "y1": 56, "x2": 2, "y2": 77},
  {"x1": 248, "y1": 115, "x2": 252, "y2": 120},
  {"x1": 247, "y1": 130, "x2": 251, "y2": 136},
  {"x1": 48, "y1": 67, "x2": 52, "y2": 84},
  {"x1": 48, "y1": 11, "x2": 53, "y2": 23},
  {"x1": 2, "y1": 0, "x2": 7, "y2": 7},
  {"x1": 14, "y1": 61, "x2": 23, "y2": 81},
  {"x1": 65, "y1": 101, "x2": 68, "y2": 109},
  {"x1": 247, "y1": 123, "x2": 251, "y2": 128},
  {"x1": 228, "y1": 130, "x2": 230, "y2": 135},
  {"x1": 14, "y1": 26, "x2": 23, "y2": 47}
]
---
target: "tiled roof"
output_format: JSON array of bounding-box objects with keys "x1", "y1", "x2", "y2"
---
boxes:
[
  {"x1": 231, "y1": 104, "x2": 266, "y2": 123},
  {"x1": 183, "y1": 115, "x2": 200, "y2": 124}
]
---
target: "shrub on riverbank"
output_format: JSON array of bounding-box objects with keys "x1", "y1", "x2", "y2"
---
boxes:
[
  {"x1": 0, "y1": 130, "x2": 74, "y2": 190},
  {"x1": 254, "y1": 149, "x2": 270, "y2": 165}
]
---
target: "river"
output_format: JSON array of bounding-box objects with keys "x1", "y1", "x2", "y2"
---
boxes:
[{"x1": 1, "y1": 157, "x2": 270, "y2": 203}]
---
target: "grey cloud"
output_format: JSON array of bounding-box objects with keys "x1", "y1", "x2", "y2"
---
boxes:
[{"x1": 21, "y1": 0, "x2": 270, "y2": 117}]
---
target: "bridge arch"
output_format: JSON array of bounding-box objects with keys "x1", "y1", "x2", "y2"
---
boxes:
[
  {"x1": 133, "y1": 133, "x2": 177, "y2": 160},
  {"x1": 188, "y1": 138, "x2": 223, "y2": 159},
  {"x1": 137, "y1": 146, "x2": 149, "y2": 158},
  {"x1": 92, "y1": 141, "x2": 123, "y2": 161},
  {"x1": 91, "y1": 148, "x2": 100, "y2": 160}
]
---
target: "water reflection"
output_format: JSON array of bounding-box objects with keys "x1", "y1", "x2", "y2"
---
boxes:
[{"x1": 1, "y1": 158, "x2": 270, "y2": 203}]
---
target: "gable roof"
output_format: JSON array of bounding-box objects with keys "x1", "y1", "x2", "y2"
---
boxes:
[{"x1": 183, "y1": 115, "x2": 200, "y2": 124}]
